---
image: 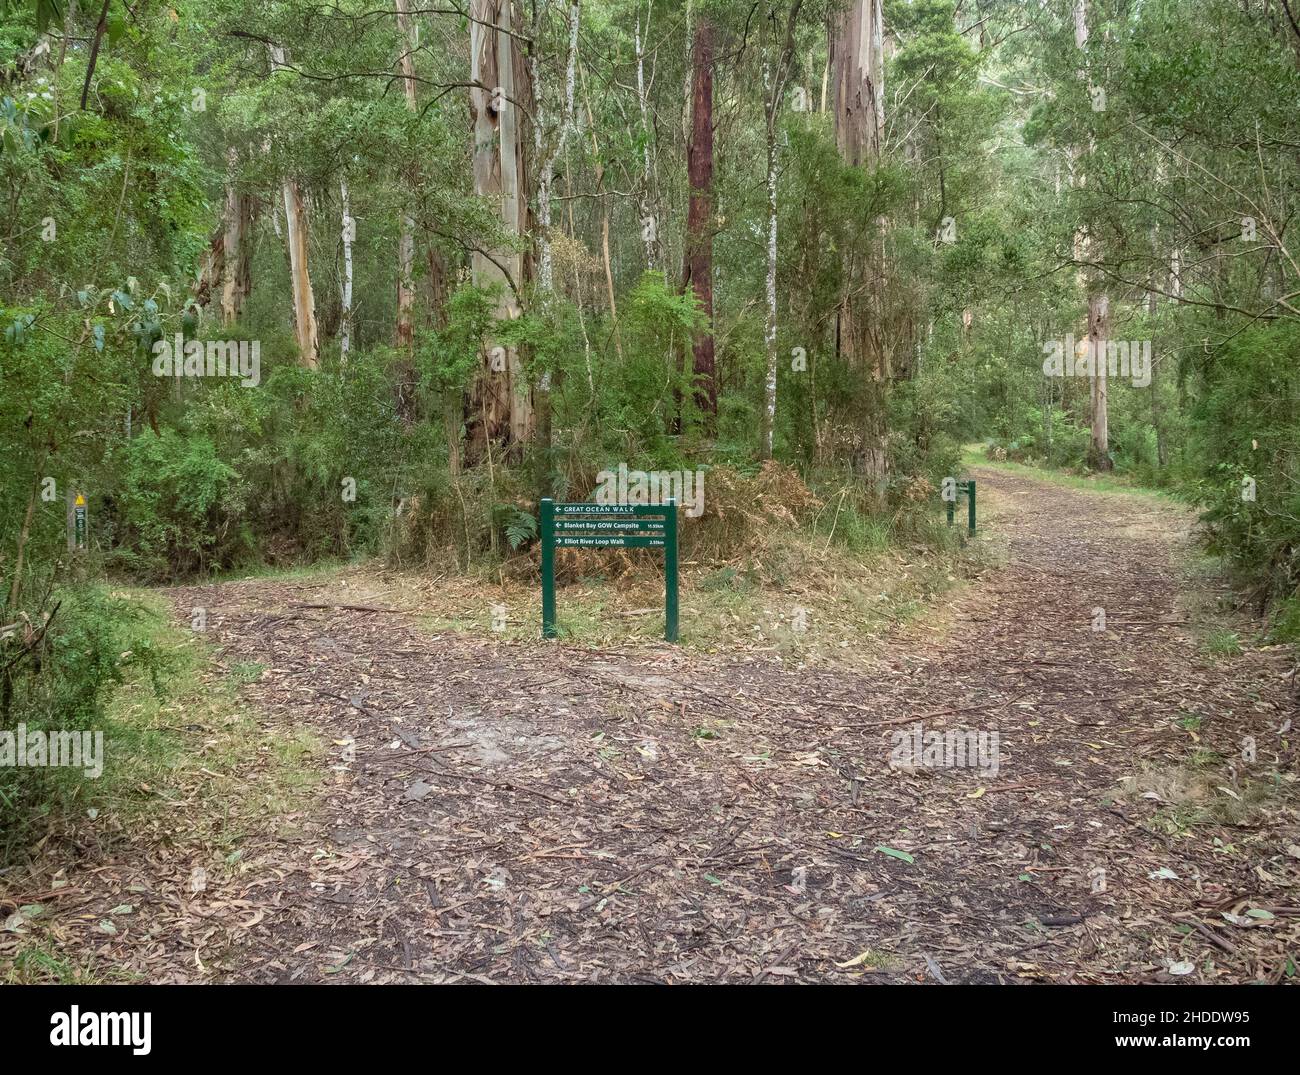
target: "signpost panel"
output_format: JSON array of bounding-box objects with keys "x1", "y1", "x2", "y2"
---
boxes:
[{"x1": 540, "y1": 498, "x2": 679, "y2": 641}]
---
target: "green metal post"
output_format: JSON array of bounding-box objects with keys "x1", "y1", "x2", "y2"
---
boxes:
[
  {"x1": 967, "y1": 479, "x2": 976, "y2": 536},
  {"x1": 540, "y1": 498, "x2": 556, "y2": 638},
  {"x1": 946, "y1": 498, "x2": 954, "y2": 527},
  {"x1": 664, "y1": 499, "x2": 679, "y2": 642}
]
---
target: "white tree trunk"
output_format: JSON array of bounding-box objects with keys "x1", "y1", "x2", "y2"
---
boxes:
[
  {"x1": 340, "y1": 178, "x2": 354, "y2": 359},
  {"x1": 761, "y1": 56, "x2": 780, "y2": 460},
  {"x1": 762, "y1": 129, "x2": 778, "y2": 460},
  {"x1": 635, "y1": 14, "x2": 656, "y2": 270},
  {"x1": 871, "y1": 0, "x2": 885, "y2": 136},
  {"x1": 758, "y1": 2, "x2": 805, "y2": 461},
  {"x1": 538, "y1": 1, "x2": 580, "y2": 296}
]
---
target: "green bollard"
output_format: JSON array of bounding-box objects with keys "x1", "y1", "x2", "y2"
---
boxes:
[{"x1": 967, "y1": 479, "x2": 976, "y2": 536}]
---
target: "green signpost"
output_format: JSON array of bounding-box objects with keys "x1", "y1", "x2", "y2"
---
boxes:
[
  {"x1": 945, "y1": 479, "x2": 977, "y2": 536},
  {"x1": 540, "y1": 498, "x2": 679, "y2": 642}
]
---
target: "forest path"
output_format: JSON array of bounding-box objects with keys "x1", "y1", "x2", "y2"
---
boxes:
[{"x1": 15, "y1": 465, "x2": 1300, "y2": 983}]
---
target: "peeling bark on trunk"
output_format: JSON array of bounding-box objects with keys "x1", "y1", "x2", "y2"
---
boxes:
[
  {"x1": 270, "y1": 47, "x2": 319, "y2": 369},
  {"x1": 683, "y1": 18, "x2": 716, "y2": 422},
  {"x1": 467, "y1": 0, "x2": 533, "y2": 460},
  {"x1": 198, "y1": 146, "x2": 255, "y2": 328},
  {"x1": 832, "y1": 0, "x2": 882, "y2": 168},
  {"x1": 194, "y1": 222, "x2": 224, "y2": 317},
  {"x1": 281, "y1": 176, "x2": 320, "y2": 368},
  {"x1": 833, "y1": 0, "x2": 888, "y2": 490},
  {"x1": 193, "y1": 148, "x2": 251, "y2": 325},
  {"x1": 1087, "y1": 292, "x2": 1112, "y2": 470},
  {"x1": 220, "y1": 186, "x2": 253, "y2": 327}
]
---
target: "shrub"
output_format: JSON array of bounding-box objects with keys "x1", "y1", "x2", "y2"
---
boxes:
[{"x1": 109, "y1": 428, "x2": 247, "y2": 579}]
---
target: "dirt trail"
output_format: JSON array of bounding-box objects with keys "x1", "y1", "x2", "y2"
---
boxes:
[{"x1": 10, "y1": 466, "x2": 1299, "y2": 983}]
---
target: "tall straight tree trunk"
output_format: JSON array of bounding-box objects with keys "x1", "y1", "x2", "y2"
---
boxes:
[
  {"x1": 1087, "y1": 293, "x2": 1111, "y2": 469},
  {"x1": 281, "y1": 176, "x2": 320, "y2": 369},
  {"x1": 220, "y1": 191, "x2": 253, "y2": 327},
  {"x1": 467, "y1": 0, "x2": 532, "y2": 459},
  {"x1": 832, "y1": 0, "x2": 882, "y2": 168},
  {"x1": 683, "y1": 17, "x2": 716, "y2": 422},
  {"x1": 579, "y1": 63, "x2": 621, "y2": 356},
  {"x1": 761, "y1": 72, "x2": 778, "y2": 460},
  {"x1": 532, "y1": 2, "x2": 580, "y2": 499},
  {"x1": 270, "y1": 46, "x2": 319, "y2": 369},
  {"x1": 759, "y1": 92, "x2": 774, "y2": 457},
  {"x1": 759, "y1": 2, "x2": 804, "y2": 461},
  {"x1": 537, "y1": 2, "x2": 580, "y2": 295},
  {"x1": 635, "y1": 13, "x2": 656, "y2": 270},
  {"x1": 393, "y1": 0, "x2": 421, "y2": 423},
  {"x1": 1148, "y1": 283, "x2": 1167, "y2": 467},
  {"x1": 1075, "y1": 0, "x2": 1109, "y2": 469},
  {"x1": 833, "y1": 0, "x2": 887, "y2": 488},
  {"x1": 395, "y1": 0, "x2": 418, "y2": 349},
  {"x1": 340, "y1": 178, "x2": 354, "y2": 360}
]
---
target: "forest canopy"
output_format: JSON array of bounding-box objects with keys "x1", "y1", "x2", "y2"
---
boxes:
[{"x1": 2, "y1": 0, "x2": 1299, "y2": 721}]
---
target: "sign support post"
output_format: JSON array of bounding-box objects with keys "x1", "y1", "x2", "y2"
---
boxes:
[
  {"x1": 664, "y1": 499, "x2": 678, "y2": 642},
  {"x1": 539, "y1": 497, "x2": 679, "y2": 642},
  {"x1": 541, "y1": 497, "x2": 557, "y2": 639}
]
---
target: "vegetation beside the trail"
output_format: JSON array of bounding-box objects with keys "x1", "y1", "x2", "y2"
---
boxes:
[{"x1": 2, "y1": 1, "x2": 1298, "y2": 872}]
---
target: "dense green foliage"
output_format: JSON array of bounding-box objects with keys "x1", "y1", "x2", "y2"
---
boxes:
[{"x1": 1, "y1": 0, "x2": 1297, "y2": 836}]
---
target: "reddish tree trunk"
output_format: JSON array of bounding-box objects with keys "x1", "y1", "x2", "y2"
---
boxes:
[{"x1": 683, "y1": 19, "x2": 717, "y2": 421}]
